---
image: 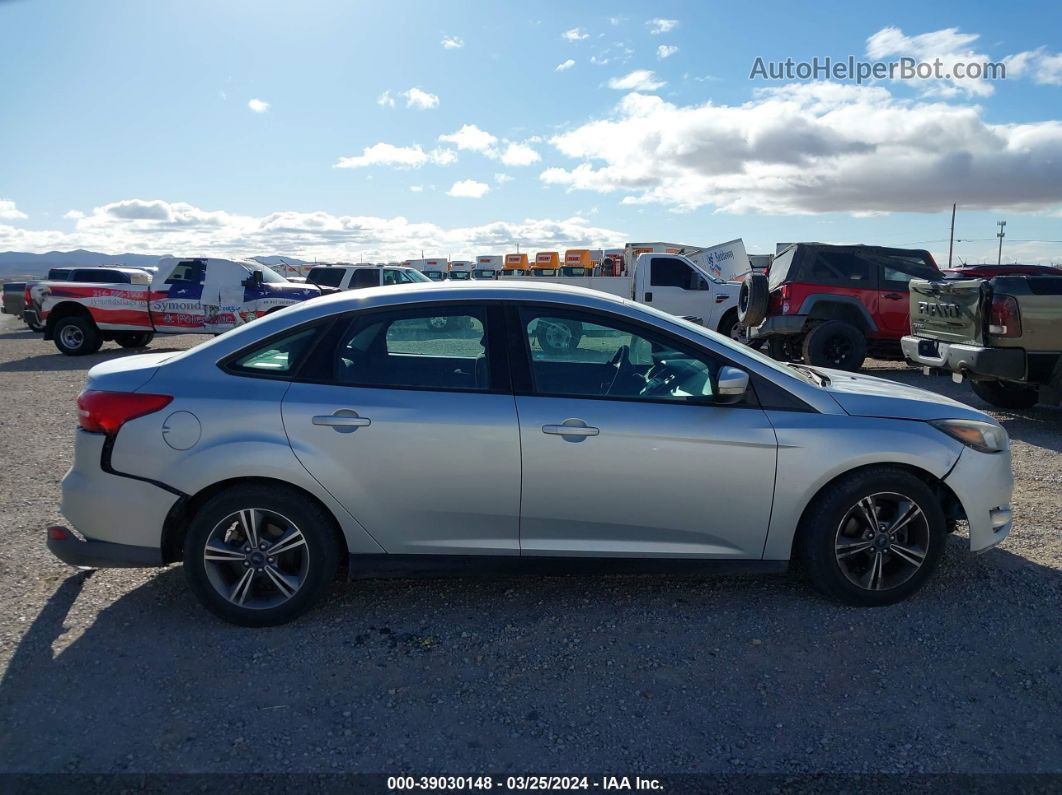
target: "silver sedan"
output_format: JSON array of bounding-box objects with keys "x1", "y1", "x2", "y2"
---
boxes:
[{"x1": 48, "y1": 281, "x2": 1014, "y2": 625}]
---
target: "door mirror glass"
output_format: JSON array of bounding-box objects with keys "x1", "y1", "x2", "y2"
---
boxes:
[{"x1": 715, "y1": 366, "x2": 749, "y2": 404}]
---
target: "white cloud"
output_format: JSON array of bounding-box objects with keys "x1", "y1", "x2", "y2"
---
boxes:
[
  {"x1": 562, "y1": 28, "x2": 590, "y2": 42},
  {"x1": 494, "y1": 173, "x2": 514, "y2": 184},
  {"x1": 657, "y1": 45, "x2": 678, "y2": 59},
  {"x1": 0, "y1": 198, "x2": 625, "y2": 261},
  {"x1": 410, "y1": 185, "x2": 424, "y2": 192},
  {"x1": 540, "y1": 82, "x2": 1062, "y2": 216},
  {"x1": 0, "y1": 200, "x2": 27, "y2": 220},
  {"x1": 447, "y1": 179, "x2": 491, "y2": 198},
  {"x1": 500, "y1": 142, "x2": 541, "y2": 166},
  {"x1": 441, "y1": 35, "x2": 464, "y2": 49},
  {"x1": 608, "y1": 16, "x2": 625, "y2": 26},
  {"x1": 865, "y1": 26, "x2": 999, "y2": 97},
  {"x1": 247, "y1": 98, "x2": 270, "y2": 113},
  {"x1": 438, "y1": 124, "x2": 498, "y2": 153},
  {"x1": 589, "y1": 42, "x2": 634, "y2": 67},
  {"x1": 334, "y1": 143, "x2": 455, "y2": 169},
  {"x1": 1005, "y1": 47, "x2": 1062, "y2": 86},
  {"x1": 556, "y1": 59, "x2": 576, "y2": 72},
  {"x1": 403, "y1": 87, "x2": 440, "y2": 110},
  {"x1": 607, "y1": 70, "x2": 666, "y2": 91},
  {"x1": 646, "y1": 18, "x2": 678, "y2": 35},
  {"x1": 377, "y1": 90, "x2": 396, "y2": 108}
]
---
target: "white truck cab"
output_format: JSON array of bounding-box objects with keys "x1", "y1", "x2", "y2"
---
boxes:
[{"x1": 472, "y1": 255, "x2": 502, "y2": 280}]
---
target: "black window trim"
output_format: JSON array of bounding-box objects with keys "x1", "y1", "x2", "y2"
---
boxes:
[
  {"x1": 503, "y1": 301, "x2": 813, "y2": 412},
  {"x1": 218, "y1": 318, "x2": 337, "y2": 382}
]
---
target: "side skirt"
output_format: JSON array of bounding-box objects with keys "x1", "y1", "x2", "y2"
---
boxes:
[{"x1": 347, "y1": 554, "x2": 787, "y2": 581}]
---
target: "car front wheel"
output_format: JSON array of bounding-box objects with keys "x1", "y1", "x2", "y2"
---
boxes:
[
  {"x1": 183, "y1": 484, "x2": 341, "y2": 626},
  {"x1": 798, "y1": 467, "x2": 946, "y2": 606}
]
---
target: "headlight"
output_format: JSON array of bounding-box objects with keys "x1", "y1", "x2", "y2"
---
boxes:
[{"x1": 930, "y1": 419, "x2": 1009, "y2": 453}]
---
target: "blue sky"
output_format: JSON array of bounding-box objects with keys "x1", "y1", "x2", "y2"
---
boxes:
[{"x1": 1, "y1": 0, "x2": 1061, "y2": 264}]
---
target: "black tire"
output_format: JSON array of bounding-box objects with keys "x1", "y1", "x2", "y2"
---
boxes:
[
  {"x1": 802, "y1": 320, "x2": 867, "y2": 371},
  {"x1": 737, "y1": 273, "x2": 769, "y2": 327},
  {"x1": 53, "y1": 315, "x2": 102, "y2": 356},
  {"x1": 716, "y1": 309, "x2": 744, "y2": 342},
  {"x1": 114, "y1": 331, "x2": 155, "y2": 348},
  {"x1": 183, "y1": 484, "x2": 342, "y2": 627},
  {"x1": 971, "y1": 379, "x2": 1039, "y2": 410},
  {"x1": 797, "y1": 467, "x2": 946, "y2": 606}
]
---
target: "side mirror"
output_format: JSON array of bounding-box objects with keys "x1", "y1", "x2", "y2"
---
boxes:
[{"x1": 715, "y1": 366, "x2": 749, "y2": 404}]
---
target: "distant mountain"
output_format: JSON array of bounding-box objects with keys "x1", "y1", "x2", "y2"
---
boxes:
[{"x1": 0, "y1": 250, "x2": 313, "y2": 278}]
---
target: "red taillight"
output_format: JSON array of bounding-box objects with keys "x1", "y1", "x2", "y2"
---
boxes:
[
  {"x1": 989, "y1": 295, "x2": 1022, "y2": 338},
  {"x1": 77, "y1": 391, "x2": 172, "y2": 435}
]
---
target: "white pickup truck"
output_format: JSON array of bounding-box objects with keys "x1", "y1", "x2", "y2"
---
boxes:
[
  {"x1": 514, "y1": 252, "x2": 742, "y2": 344},
  {"x1": 28, "y1": 257, "x2": 321, "y2": 355}
]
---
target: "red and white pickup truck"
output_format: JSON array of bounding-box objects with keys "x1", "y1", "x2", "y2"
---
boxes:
[{"x1": 26, "y1": 257, "x2": 321, "y2": 355}]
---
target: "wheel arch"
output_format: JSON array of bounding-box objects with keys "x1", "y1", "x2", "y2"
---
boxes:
[
  {"x1": 161, "y1": 476, "x2": 350, "y2": 564},
  {"x1": 44, "y1": 301, "x2": 94, "y2": 336},
  {"x1": 799, "y1": 296, "x2": 876, "y2": 334},
  {"x1": 787, "y1": 462, "x2": 965, "y2": 559},
  {"x1": 715, "y1": 306, "x2": 739, "y2": 334}
]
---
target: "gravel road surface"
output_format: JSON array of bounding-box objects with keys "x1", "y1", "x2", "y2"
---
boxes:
[{"x1": 0, "y1": 315, "x2": 1058, "y2": 776}]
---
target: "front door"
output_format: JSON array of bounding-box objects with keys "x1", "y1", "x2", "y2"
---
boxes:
[
  {"x1": 642, "y1": 256, "x2": 716, "y2": 323},
  {"x1": 281, "y1": 303, "x2": 522, "y2": 555},
  {"x1": 510, "y1": 306, "x2": 778, "y2": 559},
  {"x1": 875, "y1": 254, "x2": 943, "y2": 337},
  {"x1": 202, "y1": 259, "x2": 254, "y2": 333},
  {"x1": 149, "y1": 259, "x2": 206, "y2": 332}
]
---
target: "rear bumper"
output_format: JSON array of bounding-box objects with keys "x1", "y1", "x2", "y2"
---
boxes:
[
  {"x1": 900, "y1": 336, "x2": 1026, "y2": 381},
  {"x1": 749, "y1": 314, "x2": 807, "y2": 339},
  {"x1": 47, "y1": 526, "x2": 163, "y2": 568}
]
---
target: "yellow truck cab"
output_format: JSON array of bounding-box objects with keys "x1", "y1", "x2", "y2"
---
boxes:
[
  {"x1": 531, "y1": 252, "x2": 561, "y2": 277},
  {"x1": 562, "y1": 249, "x2": 593, "y2": 277},
  {"x1": 502, "y1": 253, "x2": 530, "y2": 277}
]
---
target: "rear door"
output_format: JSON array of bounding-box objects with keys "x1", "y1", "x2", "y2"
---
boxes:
[
  {"x1": 281, "y1": 303, "x2": 522, "y2": 555},
  {"x1": 796, "y1": 249, "x2": 879, "y2": 329}
]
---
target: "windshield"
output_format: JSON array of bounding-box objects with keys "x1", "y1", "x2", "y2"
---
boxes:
[
  {"x1": 405, "y1": 269, "x2": 431, "y2": 282},
  {"x1": 251, "y1": 264, "x2": 288, "y2": 284}
]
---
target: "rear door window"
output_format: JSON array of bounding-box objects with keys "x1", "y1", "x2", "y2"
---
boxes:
[
  {"x1": 804, "y1": 251, "x2": 874, "y2": 286},
  {"x1": 165, "y1": 261, "x2": 206, "y2": 284},
  {"x1": 350, "y1": 270, "x2": 379, "y2": 289},
  {"x1": 307, "y1": 268, "x2": 344, "y2": 288}
]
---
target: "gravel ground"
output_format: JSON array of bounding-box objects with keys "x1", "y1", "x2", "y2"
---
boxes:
[{"x1": 0, "y1": 314, "x2": 1058, "y2": 776}]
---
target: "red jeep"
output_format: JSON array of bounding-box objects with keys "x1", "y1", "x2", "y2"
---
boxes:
[{"x1": 738, "y1": 243, "x2": 942, "y2": 371}]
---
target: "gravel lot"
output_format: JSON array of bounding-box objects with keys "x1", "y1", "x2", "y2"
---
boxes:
[{"x1": 0, "y1": 314, "x2": 1058, "y2": 776}]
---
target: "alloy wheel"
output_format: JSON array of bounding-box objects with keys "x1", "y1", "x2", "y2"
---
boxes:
[
  {"x1": 202, "y1": 508, "x2": 310, "y2": 609},
  {"x1": 60, "y1": 325, "x2": 84, "y2": 349},
  {"x1": 833, "y1": 492, "x2": 930, "y2": 591}
]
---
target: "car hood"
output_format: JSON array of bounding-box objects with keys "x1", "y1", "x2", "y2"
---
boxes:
[
  {"x1": 87, "y1": 352, "x2": 174, "y2": 392},
  {"x1": 816, "y1": 367, "x2": 991, "y2": 422}
]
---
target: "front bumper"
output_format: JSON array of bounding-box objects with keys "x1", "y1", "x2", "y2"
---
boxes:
[
  {"x1": 900, "y1": 336, "x2": 1026, "y2": 381},
  {"x1": 943, "y1": 446, "x2": 1015, "y2": 553},
  {"x1": 749, "y1": 314, "x2": 807, "y2": 339},
  {"x1": 47, "y1": 526, "x2": 163, "y2": 568}
]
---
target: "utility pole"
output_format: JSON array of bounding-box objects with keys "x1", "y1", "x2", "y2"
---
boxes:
[
  {"x1": 948, "y1": 203, "x2": 956, "y2": 266},
  {"x1": 996, "y1": 220, "x2": 1006, "y2": 265}
]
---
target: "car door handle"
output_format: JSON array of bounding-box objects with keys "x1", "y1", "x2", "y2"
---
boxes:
[
  {"x1": 542, "y1": 420, "x2": 599, "y2": 437},
  {"x1": 312, "y1": 410, "x2": 371, "y2": 432},
  {"x1": 883, "y1": 293, "x2": 904, "y2": 300}
]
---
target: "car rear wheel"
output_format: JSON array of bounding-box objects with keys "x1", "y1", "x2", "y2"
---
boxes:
[
  {"x1": 798, "y1": 467, "x2": 945, "y2": 606},
  {"x1": 717, "y1": 309, "x2": 745, "y2": 342},
  {"x1": 802, "y1": 320, "x2": 867, "y2": 371},
  {"x1": 183, "y1": 484, "x2": 341, "y2": 626},
  {"x1": 114, "y1": 331, "x2": 155, "y2": 348},
  {"x1": 53, "y1": 316, "x2": 102, "y2": 356},
  {"x1": 737, "y1": 273, "x2": 769, "y2": 327},
  {"x1": 971, "y1": 379, "x2": 1039, "y2": 410}
]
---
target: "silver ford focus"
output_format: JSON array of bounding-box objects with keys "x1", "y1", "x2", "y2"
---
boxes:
[{"x1": 48, "y1": 282, "x2": 1014, "y2": 626}]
